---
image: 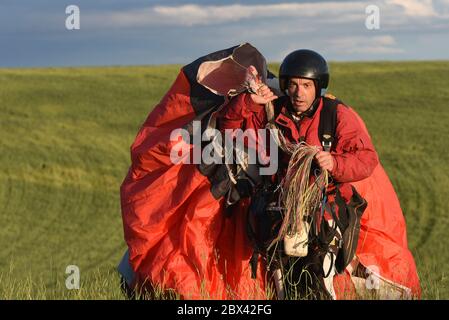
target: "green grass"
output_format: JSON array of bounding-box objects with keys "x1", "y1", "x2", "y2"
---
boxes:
[{"x1": 0, "y1": 61, "x2": 448, "y2": 299}]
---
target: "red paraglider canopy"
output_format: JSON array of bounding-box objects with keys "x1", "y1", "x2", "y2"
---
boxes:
[{"x1": 119, "y1": 43, "x2": 420, "y2": 299}]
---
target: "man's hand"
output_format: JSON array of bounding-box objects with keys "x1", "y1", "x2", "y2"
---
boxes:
[
  {"x1": 250, "y1": 84, "x2": 278, "y2": 105},
  {"x1": 315, "y1": 151, "x2": 335, "y2": 172}
]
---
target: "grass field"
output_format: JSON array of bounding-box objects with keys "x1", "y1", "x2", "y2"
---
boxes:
[{"x1": 0, "y1": 61, "x2": 448, "y2": 299}]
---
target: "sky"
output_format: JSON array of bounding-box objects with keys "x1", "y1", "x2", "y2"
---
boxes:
[{"x1": 1, "y1": 0, "x2": 449, "y2": 67}]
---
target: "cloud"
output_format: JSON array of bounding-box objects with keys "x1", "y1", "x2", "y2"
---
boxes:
[
  {"x1": 328, "y1": 35, "x2": 404, "y2": 54},
  {"x1": 3, "y1": 0, "x2": 449, "y2": 66},
  {"x1": 385, "y1": 0, "x2": 437, "y2": 17},
  {"x1": 78, "y1": 1, "x2": 446, "y2": 63},
  {"x1": 79, "y1": 0, "x2": 449, "y2": 33},
  {"x1": 84, "y1": 2, "x2": 368, "y2": 28}
]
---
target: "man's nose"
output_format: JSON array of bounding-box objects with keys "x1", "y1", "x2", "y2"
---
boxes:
[
  {"x1": 293, "y1": 86, "x2": 301, "y2": 96},
  {"x1": 294, "y1": 87, "x2": 304, "y2": 98}
]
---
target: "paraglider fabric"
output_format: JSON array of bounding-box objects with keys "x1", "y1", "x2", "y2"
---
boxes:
[{"x1": 120, "y1": 43, "x2": 420, "y2": 299}]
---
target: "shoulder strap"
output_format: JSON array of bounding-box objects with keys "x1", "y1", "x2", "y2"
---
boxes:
[{"x1": 319, "y1": 94, "x2": 340, "y2": 152}]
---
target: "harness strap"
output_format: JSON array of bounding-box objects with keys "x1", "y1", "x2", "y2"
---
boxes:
[
  {"x1": 319, "y1": 96, "x2": 339, "y2": 152},
  {"x1": 250, "y1": 251, "x2": 259, "y2": 279},
  {"x1": 323, "y1": 251, "x2": 335, "y2": 279}
]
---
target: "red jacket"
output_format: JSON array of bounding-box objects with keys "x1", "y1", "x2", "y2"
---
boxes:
[{"x1": 218, "y1": 93, "x2": 379, "y2": 185}]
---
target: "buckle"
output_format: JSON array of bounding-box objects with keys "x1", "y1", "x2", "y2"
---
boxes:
[
  {"x1": 322, "y1": 140, "x2": 332, "y2": 152},
  {"x1": 337, "y1": 238, "x2": 343, "y2": 248}
]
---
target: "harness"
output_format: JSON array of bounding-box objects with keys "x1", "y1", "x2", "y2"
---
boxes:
[{"x1": 247, "y1": 95, "x2": 367, "y2": 292}]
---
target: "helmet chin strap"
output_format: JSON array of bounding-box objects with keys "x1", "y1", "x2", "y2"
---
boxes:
[
  {"x1": 306, "y1": 96, "x2": 321, "y2": 115},
  {"x1": 303, "y1": 82, "x2": 327, "y2": 115},
  {"x1": 299, "y1": 80, "x2": 324, "y2": 116}
]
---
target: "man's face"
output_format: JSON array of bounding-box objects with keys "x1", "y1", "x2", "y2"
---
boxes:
[{"x1": 286, "y1": 77, "x2": 316, "y2": 114}]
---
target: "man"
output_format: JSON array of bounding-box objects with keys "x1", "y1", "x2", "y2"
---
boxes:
[
  {"x1": 218, "y1": 49, "x2": 420, "y2": 299},
  {"x1": 220, "y1": 50, "x2": 378, "y2": 184}
]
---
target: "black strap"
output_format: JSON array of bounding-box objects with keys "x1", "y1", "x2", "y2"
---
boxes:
[
  {"x1": 250, "y1": 251, "x2": 259, "y2": 279},
  {"x1": 323, "y1": 251, "x2": 335, "y2": 279},
  {"x1": 318, "y1": 97, "x2": 339, "y2": 152},
  {"x1": 272, "y1": 96, "x2": 287, "y2": 120}
]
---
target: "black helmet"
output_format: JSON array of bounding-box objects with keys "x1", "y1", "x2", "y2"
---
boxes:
[{"x1": 279, "y1": 49, "x2": 329, "y2": 97}]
